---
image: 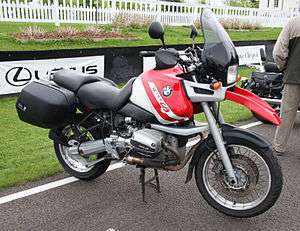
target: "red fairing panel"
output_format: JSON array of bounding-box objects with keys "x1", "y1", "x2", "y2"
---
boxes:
[
  {"x1": 225, "y1": 87, "x2": 281, "y2": 126},
  {"x1": 141, "y1": 66, "x2": 194, "y2": 123}
]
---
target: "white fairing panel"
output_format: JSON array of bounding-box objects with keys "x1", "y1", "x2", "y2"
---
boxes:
[
  {"x1": 183, "y1": 80, "x2": 226, "y2": 102},
  {"x1": 130, "y1": 77, "x2": 175, "y2": 124}
]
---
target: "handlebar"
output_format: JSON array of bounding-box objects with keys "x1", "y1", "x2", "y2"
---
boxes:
[{"x1": 139, "y1": 51, "x2": 156, "y2": 57}]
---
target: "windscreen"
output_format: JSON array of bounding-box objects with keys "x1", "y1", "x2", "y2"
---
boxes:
[{"x1": 201, "y1": 9, "x2": 239, "y2": 84}]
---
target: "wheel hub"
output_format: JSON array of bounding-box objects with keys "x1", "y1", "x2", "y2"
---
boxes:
[
  {"x1": 224, "y1": 167, "x2": 249, "y2": 190},
  {"x1": 59, "y1": 126, "x2": 98, "y2": 173}
]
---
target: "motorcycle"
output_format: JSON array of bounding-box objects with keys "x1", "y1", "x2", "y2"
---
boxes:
[
  {"x1": 241, "y1": 49, "x2": 286, "y2": 123},
  {"x1": 16, "y1": 9, "x2": 282, "y2": 218}
]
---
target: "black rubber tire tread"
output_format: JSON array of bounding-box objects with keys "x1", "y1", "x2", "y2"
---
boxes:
[
  {"x1": 54, "y1": 120, "x2": 111, "y2": 180},
  {"x1": 195, "y1": 138, "x2": 283, "y2": 218}
]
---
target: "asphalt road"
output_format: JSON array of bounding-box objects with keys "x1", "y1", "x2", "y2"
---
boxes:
[{"x1": 1, "y1": 119, "x2": 300, "y2": 231}]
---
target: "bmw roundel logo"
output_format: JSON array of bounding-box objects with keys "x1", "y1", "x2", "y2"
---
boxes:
[{"x1": 162, "y1": 86, "x2": 172, "y2": 97}]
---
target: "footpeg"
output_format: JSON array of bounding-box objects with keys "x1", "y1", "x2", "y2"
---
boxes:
[{"x1": 139, "y1": 167, "x2": 161, "y2": 202}]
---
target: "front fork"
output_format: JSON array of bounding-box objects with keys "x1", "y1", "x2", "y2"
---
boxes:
[{"x1": 201, "y1": 102, "x2": 237, "y2": 184}]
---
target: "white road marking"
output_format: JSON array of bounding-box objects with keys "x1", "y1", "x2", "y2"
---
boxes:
[
  {"x1": 0, "y1": 121, "x2": 263, "y2": 205},
  {"x1": 239, "y1": 121, "x2": 263, "y2": 129},
  {"x1": 0, "y1": 162, "x2": 126, "y2": 205}
]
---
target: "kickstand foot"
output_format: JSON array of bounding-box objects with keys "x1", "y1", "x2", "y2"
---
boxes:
[{"x1": 139, "y1": 167, "x2": 161, "y2": 203}]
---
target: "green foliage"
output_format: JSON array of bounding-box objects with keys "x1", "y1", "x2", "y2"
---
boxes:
[
  {"x1": 226, "y1": 0, "x2": 259, "y2": 8},
  {"x1": 197, "y1": 0, "x2": 207, "y2": 4}
]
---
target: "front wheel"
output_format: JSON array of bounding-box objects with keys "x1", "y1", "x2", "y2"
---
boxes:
[{"x1": 195, "y1": 140, "x2": 282, "y2": 218}]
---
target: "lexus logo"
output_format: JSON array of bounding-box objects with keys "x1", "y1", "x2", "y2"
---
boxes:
[{"x1": 5, "y1": 67, "x2": 32, "y2": 87}]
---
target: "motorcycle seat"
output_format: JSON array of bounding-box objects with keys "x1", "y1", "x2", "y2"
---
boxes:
[
  {"x1": 77, "y1": 78, "x2": 136, "y2": 111},
  {"x1": 53, "y1": 69, "x2": 117, "y2": 93}
]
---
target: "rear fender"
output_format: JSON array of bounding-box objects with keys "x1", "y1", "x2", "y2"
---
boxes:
[
  {"x1": 49, "y1": 129, "x2": 71, "y2": 147},
  {"x1": 185, "y1": 124, "x2": 272, "y2": 183},
  {"x1": 225, "y1": 86, "x2": 281, "y2": 125}
]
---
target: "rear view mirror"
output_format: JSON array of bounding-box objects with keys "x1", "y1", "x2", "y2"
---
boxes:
[
  {"x1": 148, "y1": 21, "x2": 165, "y2": 47},
  {"x1": 260, "y1": 48, "x2": 267, "y2": 62}
]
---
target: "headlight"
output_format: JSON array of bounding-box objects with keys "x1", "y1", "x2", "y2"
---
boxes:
[{"x1": 227, "y1": 65, "x2": 238, "y2": 85}]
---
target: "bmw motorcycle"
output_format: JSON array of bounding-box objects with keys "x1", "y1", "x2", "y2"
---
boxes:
[{"x1": 16, "y1": 9, "x2": 282, "y2": 218}]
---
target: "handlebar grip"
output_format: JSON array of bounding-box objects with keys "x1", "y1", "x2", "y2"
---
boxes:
[{"x1": 139, "y1": 51, "x2": 156, "y2": 57}]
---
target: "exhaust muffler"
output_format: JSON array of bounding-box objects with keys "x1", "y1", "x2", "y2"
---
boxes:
[{"x1": 125, "y1": 156, "x2": 165, "y2": 168}]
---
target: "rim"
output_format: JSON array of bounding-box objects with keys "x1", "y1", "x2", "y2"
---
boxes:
[
  {"x1": 58, "y1": 126, "x2": 98, "y2": 173},
  {"x1": 202, "y1": 145, "x2": 271, "y2": 211}
]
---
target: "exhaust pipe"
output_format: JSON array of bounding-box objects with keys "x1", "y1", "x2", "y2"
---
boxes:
[
  {"x1": 68, "y1": 140, "x2": 106, "y2": 156},
  {"x1": 125, "y1": 156, "x2": 168, "y2": 168}
]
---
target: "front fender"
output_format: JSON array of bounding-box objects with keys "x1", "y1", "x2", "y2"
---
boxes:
[
  {"x1": 185, "y1": 124, "x2": 272, "y2": 183},
  {"x1": 225, "y1": 86, "x2": 281, "y2": 126}
]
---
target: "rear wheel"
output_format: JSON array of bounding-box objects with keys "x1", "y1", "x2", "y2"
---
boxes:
[
  {"x1": 195, "y1": 139, "x2": 282, "y2": 218},
  {"x1": 54, "y1": 121, "x2": 111, "y2": 180}
]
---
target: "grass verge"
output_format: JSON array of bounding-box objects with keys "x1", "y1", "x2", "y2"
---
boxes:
[
  {"x1": 0, "y1": 22, "x2": 281, "y2": 51},
  {"x1": 0, "y1": 97, "x2": 62, "y2": 189}
]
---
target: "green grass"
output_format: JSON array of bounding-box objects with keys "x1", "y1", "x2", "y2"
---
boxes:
[
  {"x1": 239, "y1": 66, "x2": 256, "y2": 78},
  {"x1": 0, "y1": 22, "x2": 282, "y2": 51},
  {"x1": 0, "y1": 97, "x2": 62, "y2": 188},
  {"x1": 194, "y1": 100, "x2": 252, "y2": 123}
]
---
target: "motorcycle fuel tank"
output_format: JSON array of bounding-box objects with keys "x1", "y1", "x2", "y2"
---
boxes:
[{"x1": 130, "y1": 66, "x2": 194, "y2": 124}]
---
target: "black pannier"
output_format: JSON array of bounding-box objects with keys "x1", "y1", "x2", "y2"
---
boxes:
[
  {"x1": 248, "y1": 71, "x2": 283, "y2": 98},
  {"x1": 16, "y1": 81, "x2": 76, "y2": 129}
]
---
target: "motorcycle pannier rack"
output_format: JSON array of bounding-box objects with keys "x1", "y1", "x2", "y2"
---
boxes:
[{"x1": 16, "y1": 81, "x2": 76, "y2": 129}]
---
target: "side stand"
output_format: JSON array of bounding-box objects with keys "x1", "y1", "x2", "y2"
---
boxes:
[{"x1": 139, "y1": 167, "x2": 161, "y2": 202}]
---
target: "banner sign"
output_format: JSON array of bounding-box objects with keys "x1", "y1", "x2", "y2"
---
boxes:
[
  {"x1": 143, "y1": 45, "x2": 266, "y2": 71},
  {"x1": 0, "y1": 56, "x2": 104, "y2": 95},
  {"x1": 0, "y1": 44, "x2": 266, "y2": 96},
  {"x1": 235, "y1": 45, "x2": 265, "y2": 65}
]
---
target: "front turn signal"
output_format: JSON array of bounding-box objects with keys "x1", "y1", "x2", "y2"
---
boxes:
[
  {"x1": 210, "y1": 81, "x2": 222, "y2": 90},
  {"x1": 236, "y1": 74, "x2": 241, "y2": 82}
]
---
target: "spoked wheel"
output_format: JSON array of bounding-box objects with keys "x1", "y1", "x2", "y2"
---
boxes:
[
  {"x1": 54, "y1": 122, "x2": 111, "y2": 180},
  {"x1": 195, "y1": 141, "x2": 282, "y2": 218}
]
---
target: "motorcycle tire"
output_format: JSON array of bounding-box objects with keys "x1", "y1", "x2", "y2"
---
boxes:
[
  {"x1": 54, "y1": 120, "x2": 111, "y2": 180},
  {"x1": 195, "y1": 138, "x2": 282, "y2": 218}
]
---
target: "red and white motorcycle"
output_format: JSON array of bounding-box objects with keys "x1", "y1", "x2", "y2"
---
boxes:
[{"x1": 16, "y1": 9, "x2": 282, "y2": 218}]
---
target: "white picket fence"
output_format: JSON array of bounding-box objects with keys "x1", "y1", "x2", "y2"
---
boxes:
[{"x1": 0, "y1": 0, "x2": 299, "y2": 27}]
